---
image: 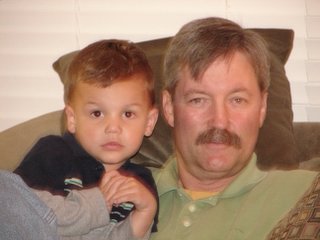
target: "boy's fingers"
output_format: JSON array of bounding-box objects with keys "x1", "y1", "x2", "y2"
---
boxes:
[
  {"x1": 100, "y1": 174, "x2": 130, "y2": 205},
  {"x1": 99, "y1": 170, "x2": 121, "y2": 186}
]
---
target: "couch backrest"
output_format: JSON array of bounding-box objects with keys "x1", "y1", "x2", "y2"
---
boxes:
[{"x1": 0, "y1": 29, "x2": 299, "y2": 171}]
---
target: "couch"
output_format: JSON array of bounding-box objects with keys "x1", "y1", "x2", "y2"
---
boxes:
[{"x1": 1, "y1": 28, "x2": 320, "y2": 172}]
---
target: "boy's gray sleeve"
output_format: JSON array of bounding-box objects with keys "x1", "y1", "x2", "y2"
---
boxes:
[
  {"x1": 35, "y1": 188, "x2": 152, "y2": 239},
  {"x1": 0, "y1": 170, "x2": 59, "y2": 240},
  {"x1": 34, "y1": 187, "x2": 110, "y2": 236}
]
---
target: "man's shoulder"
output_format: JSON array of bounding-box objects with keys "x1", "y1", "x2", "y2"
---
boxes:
[
  {"x1": 267, "y1": 168, "x2": 318, "y2": 180},
  {"x1": 266, "y1": 173, "x2": 320, "y2": 239},
  {"x1": 263, "y1": 169, "x2": 318, "y2": 190}
]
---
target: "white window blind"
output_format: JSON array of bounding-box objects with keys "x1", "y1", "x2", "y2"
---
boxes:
[{"x1": 0, "y1": 0, "x2": 319, "y2": 131}]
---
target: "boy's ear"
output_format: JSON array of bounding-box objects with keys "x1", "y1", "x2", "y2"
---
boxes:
[
  {"x1": 65, "y1": 105, "x2": 76, "y2": 133},
  {"x1": 144, "y1": 107, "x2": 159, "y2": 137},
  {"x1": 162, "y1": 90, "x2": 174, "y2": 127}
]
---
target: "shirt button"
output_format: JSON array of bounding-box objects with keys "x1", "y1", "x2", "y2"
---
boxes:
[
  {"x1": 188, "y1": 204, "x2": 196, "y2": 213},
  {"x1": 182, "y1": 218, "x2": 192, "y2": 227}
]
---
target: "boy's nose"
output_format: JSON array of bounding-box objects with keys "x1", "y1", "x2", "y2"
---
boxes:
[{"x1": 104, "y1": 117, "x2": 122, "y2": 134}]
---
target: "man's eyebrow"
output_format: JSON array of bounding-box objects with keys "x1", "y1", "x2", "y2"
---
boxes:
[
  {"x1": 229, "y1": 87, "x2": 253, "y2": 95},
  {"x1": 182, "y1": 87, "x2": 252, "y2": 98},
  {"x1": 183, "y1": 89, "x2": 208, "y2": 97}
]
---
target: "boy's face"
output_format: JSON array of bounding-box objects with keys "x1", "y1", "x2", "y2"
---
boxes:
[{"x1": 65, "y1": 76, "x2": 158, "y2": 171}]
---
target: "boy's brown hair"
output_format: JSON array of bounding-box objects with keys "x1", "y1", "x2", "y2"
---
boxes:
[{"x1": 65, "y1": 39, "x2": 155, "y2": 105}]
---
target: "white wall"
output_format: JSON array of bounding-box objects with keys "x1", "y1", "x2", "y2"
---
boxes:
[{"x1": 0, "y1": 0, "x2": 319, "y2": 131}]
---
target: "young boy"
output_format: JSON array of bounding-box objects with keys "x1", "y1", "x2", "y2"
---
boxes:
[{"x1": 14, "y1": 39, "x2": 159, "y2": 239}]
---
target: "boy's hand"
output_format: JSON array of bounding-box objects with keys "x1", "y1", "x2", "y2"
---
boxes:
[
  {"x1": 99, "y1": 170, "x2": 157, "y2": 237},
  {"x1": 99, "y1": 170, "x2": 126, "y2": 211}
]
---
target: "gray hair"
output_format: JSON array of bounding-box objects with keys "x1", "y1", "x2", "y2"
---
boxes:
[{"x1": 164, "y1": 17, "x2": 270, "y2": 97}]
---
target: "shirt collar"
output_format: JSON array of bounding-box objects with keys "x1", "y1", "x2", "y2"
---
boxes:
[
  {"x1": 156, "y1": 153, "x2": 267, "y2": 199},
  {"x1": 62, "y1": 132, "x2": 86, "y2": 156},
  {"x1": 221, "y1": 154, "x2": 267, "y2": 198},
  {"x1": 62, "y1": 132, "x2": 132, "y2": 171},
  {"x1": 62, "y1": 132, "x2": 105, "y2": 173}
]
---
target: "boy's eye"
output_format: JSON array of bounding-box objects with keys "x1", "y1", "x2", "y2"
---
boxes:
[
  {"x1": 124, "y1": 111, "x2": 134, "y2": 118},
  {"x1": 91, "y1": 111, "x2": 102, "y2": 118}
]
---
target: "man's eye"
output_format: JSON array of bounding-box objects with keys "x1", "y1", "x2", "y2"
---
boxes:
[
  {"x1": 91, "y1": 111, "x2": 102, "y2": 118},
  {"x1": 233, "y1": 98, "x2": 241, "y2": 103},
  {"x1": 189, "y1": 98, "x2": 204, "y2": 105},
  {"x1": 233, "y1": 98, "x2": 244, "y2": 104}
]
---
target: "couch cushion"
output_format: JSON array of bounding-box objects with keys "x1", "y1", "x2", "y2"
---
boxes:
[{"x1": 53, "y1": 29, "x2": 296, "y2": 169}]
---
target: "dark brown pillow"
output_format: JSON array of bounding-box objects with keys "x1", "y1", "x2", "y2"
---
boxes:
[
  {"x1": 252, "y1": 29, "x2": 297, "y2": 170},
  {"x1": 52, "y1": 29, "x2": 297, "y2": 169}
]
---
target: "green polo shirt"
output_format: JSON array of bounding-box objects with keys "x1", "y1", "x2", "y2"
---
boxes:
[{"x1": 151, "y1": 154, "x2": 317, "y2": 240}]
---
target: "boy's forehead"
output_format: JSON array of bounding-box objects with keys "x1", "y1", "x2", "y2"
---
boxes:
[
  {"x1": 71, "y1": 74, "x2": 154, "y2": 105},
  {"x1": 87, "y1": 76, "x2": 150, "y2": 94}
]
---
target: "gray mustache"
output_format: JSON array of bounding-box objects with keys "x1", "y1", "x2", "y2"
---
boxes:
[{"x1": 195, "y1": 128, "x2": 241, "y2": 149}]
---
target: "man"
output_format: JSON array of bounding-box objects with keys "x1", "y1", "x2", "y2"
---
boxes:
[{"x1": 150, "y1": 17, "x2": 317, "y2": 240}]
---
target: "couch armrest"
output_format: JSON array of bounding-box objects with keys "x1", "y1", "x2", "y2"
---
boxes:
[
  {"x1": 0, "y1": 111, "x2": 64, "y2": 171},
  {"x1": 293, "y1": 122, "x2": 320, "y2": 170}
]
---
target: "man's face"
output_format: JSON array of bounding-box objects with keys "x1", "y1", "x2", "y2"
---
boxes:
[{"x1": 163, "y1": 51, "x2": 268, "y2": 182}]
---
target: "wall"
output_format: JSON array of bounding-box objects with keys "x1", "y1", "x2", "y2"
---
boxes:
[{"x1": 0, "y1": 0, "x2": 319, "y2": 131}]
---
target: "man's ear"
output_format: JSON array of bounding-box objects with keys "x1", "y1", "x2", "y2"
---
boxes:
[
  {"x1": 65, "y1": 105, "x2": 76, "y2": 133},
  {"x1": 162, "y1": 90, "x2": 174, "y2": 127},
  {"x1": 259, "y1": 91, "x2": 268, "y2": 128},
  {"x1": 144, "y1": 107, "x2": 159, "y2": 137}
]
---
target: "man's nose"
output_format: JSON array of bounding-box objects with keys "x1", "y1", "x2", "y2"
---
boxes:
[{"x1": 207, "y1": 103, "x2": 229, "y2": 129}]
